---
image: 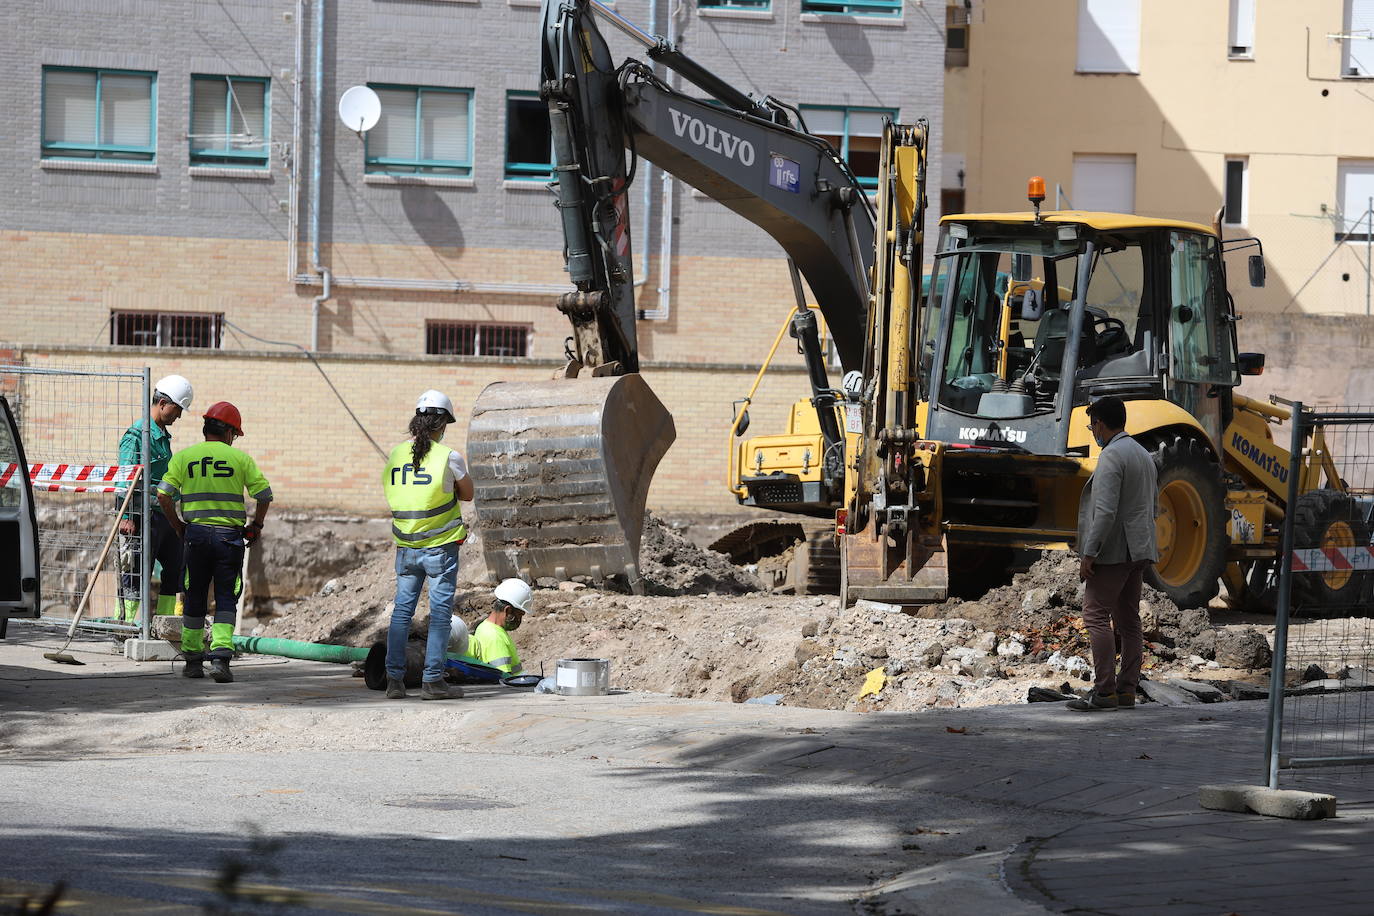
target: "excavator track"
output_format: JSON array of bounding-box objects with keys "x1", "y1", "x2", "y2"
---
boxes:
[
  {"x1": 710, "y1": 520, "x2": 839, "y2": 595},
  {"x1": 467, "y1": 375, "x2": 675, "y2": 592}
]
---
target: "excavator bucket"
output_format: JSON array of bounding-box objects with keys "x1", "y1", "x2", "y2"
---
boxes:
[{"x1": 467, "y1": 375, "x2": 676, "y2": 593}]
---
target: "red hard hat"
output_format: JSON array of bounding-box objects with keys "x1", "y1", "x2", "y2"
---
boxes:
[{"x1": 204, "y1": 401, "x2": 244, "y2": 435}]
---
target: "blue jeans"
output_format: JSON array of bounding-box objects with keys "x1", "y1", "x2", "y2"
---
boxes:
[{"x1": 386, "y1": 542, "x2": 460, "y2": 683}]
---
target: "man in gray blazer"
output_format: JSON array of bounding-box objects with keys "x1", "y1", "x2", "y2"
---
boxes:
[{"x1": 1070, "y1": 396, "x2": 1159, "y2": 711}]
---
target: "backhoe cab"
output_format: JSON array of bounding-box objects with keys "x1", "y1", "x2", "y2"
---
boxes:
[{"x1": 843, "y1": 172, "x2": 1293, "y2": 610}]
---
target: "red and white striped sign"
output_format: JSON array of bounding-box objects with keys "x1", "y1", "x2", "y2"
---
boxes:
[
  {"x1": 0, "y1": 463, "x2": 143, "y2": 493},
  {"x1": 1291, "y1": 545, "x2": 1374, "y2": 573}
]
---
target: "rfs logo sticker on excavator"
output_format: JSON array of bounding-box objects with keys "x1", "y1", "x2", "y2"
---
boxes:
[{"x1": 669, "y1": 108, "x2": 756, "y2": 166}]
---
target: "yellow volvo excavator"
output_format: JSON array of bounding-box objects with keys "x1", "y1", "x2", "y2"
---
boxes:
[{"x1": 841, "y1": 129, "x2": 1370, "y2": 612}]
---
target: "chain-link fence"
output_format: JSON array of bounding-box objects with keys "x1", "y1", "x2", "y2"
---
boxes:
[
  {"x1": 0, "y1": 365, "x2": 153, "y2": 639},
  {"x1": 1264, "y1": 402, "x2": 1374, "y2": 795}
]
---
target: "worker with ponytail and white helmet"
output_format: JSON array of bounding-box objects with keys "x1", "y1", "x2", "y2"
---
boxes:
[
  {"x1": 380, "y1": 390, "x2": 474, "y2": 700},
  {"x1": 116, "y1": 374, "x2": 194, "y2": 623}
]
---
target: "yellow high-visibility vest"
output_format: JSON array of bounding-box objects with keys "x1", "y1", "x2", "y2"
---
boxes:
[{"x1": 381, "y1": 440, "x2": 467, "y2": 548}]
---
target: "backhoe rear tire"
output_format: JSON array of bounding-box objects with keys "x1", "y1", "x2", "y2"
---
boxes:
[
  {"x1": 1289, "y1": 489, "x2": 1371, "y2": 615},
  {"x1": 1145, "y1": 436, "x2": 1228, "y2": 609}
]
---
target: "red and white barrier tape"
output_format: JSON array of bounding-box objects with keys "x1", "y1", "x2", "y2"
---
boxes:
[
  {"x1": 0, "y1": 463, "x2": 143, "y2": 493},
  {"x1": 1291, "y1": 545, "x2": 1374, "y2": 573}
]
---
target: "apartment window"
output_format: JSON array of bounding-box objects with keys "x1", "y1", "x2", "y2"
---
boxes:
[
  {"x1": 1076, "y1": 0, "x2": 1140, "y2": 74},
  {"x1": 1227, "y1": 0, "x2": 1255, "y2": 58},
  {"x1": 365, "y1": 85, "x2": 472, "y2": 176},
  {"x1": 505, "y1": 92, "x2": 552, "y2": 181},
  {"x1": 946, "y1": 3, "x2": 970, "y2": 68},
  {"x1": 1223, "y1": 158, "x2": 1247, "y2": 226},
  {"x1": 1337, "y1": 161, "x2": 1374, "y2": 241},
  {"x1": 426, "y1": 322, "x2": 531, "y2": 357},
  {"x1": 802, "y1": 0, "x2": 901, "y2": 18},
  {"x1": 1072, "y1": 153, "x2": 1136, "y2": 213},
  {"x1": 801, "y1": 106, "x2": 893, "y2": 189},
  {"x1": 1344, "y1": 0, "x2": 1374, "y2": 77},
  {"x1": 41, "y1": 67, "x2": 156, "y2": 161},
  {"x1": 700, "y1": 0, "x2": 770, "y2": 9},
  {"x1": 111, "y1": 311, "x2": 223, "y2": 349},
  {"x1": 190, "y1": 75, "x2": 269, "y2": 168}
]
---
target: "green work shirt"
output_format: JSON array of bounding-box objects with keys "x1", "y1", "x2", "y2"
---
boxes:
[
  {"x1": 116, "y1": 419, "x2": 172, "y2": 518},
  {"x1": 471, "y1": 620, "x2": 522, "y2": 674},
  {"x1": 159, "y1": 440, "x2": 273, "y2": 528}
]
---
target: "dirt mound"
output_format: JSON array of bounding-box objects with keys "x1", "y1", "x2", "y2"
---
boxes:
[{"x1": 638, "y1": 513, "x2": 762, "y2": 596}]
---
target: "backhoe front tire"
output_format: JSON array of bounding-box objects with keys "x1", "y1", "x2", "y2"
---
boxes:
[{"x1": 1145, "y1": 436, "x2": 1228, "y2": 609}]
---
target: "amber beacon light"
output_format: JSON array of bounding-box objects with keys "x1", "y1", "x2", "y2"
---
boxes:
[{"x1": 1028, "y1": 175, "x2": 1047, "y2": 221}]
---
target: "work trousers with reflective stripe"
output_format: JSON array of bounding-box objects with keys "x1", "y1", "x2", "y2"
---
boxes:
[
  {"x1": 181, "y1": 523, "x2": 245, "y2": 659},
  {"x1": 118, "y1": 510, "x2": 184, "y2": 621}
]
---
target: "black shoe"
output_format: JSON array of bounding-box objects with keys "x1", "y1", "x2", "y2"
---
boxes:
[
  {"x1": 1066, "y1": 692, "x2": 1118, "y2": 711},
  {"x1": 209, "y1": 658, "x2": 234, "y2": 684},
  {"x1": 182, "y1": 658, "x2": 205, "y2": 679},
  {"x1": 385, "y1": 678, "x2": 408, "y2": 699},
  {"x1": 1115, "y1": 691, "x2": 1137, "y2": 708},
  {"x1": 420, "y1": 680, "x2": 461, "y2": 700}
]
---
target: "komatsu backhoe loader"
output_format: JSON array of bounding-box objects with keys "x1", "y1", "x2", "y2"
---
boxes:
[
  {"x1": 468, "y1": 0, "x2": 882, "y2": 590},
  {"x1": 841, "y1": 152, "x2": 1370, "y2": 613}
]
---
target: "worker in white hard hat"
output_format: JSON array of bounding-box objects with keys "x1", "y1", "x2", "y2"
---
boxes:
[
  {"x1": 470, "y1": 578, "x2": 531, "y2": 675},
  {"x1": 380, "y1": 390, "x2": 474, "y2": 700},
  {"x1": 116, "y1": 374, "x2": 194, "y2": 623}
]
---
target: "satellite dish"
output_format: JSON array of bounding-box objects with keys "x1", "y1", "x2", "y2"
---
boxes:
[{"x1": 338, "y1": 86, "x2": 381, "y2": 134}]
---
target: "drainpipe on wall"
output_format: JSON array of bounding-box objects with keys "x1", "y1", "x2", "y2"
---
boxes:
[
  {"x1": 309, "y1": 0, "x2": 331, "y2": 353},
  {"x1": 638, "y1": 0, "x2": 678, "y2": 322}
]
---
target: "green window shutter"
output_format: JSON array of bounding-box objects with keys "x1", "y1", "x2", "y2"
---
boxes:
[
  {"x1": 374, "y1": 88, "x2": 418, "y2": 161},
  {"x1": 230, "y1": 79, "x2": 267, "y2": 154},
  {"x1": 45, "y1": 70, "x2": 97, "y2": 146},
  {"x1": 101, "y1": 73, "x2": 152, "y2": 148},
  {"x1": 421, "y1": 90, "x2": 468, "y2": 163}
]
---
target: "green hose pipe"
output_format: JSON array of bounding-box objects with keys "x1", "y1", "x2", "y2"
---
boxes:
[{"x1": 231, "y1": 635, "x2": 371, "y2": 664}]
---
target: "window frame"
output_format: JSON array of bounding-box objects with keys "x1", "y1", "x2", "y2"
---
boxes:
[
  {"x1": 504, "y1": 90, "x2": 553, "y2": 183},
  {"x1": 801, "y1": 0, "x2": 901, "y2": 19},
  {"x1": 425, "y1": 320, "x2": 533, "y2": 358},
  {"x1": 1344, "y1": 0, "x2": 1374, "y2": 78},
  {"x1": 1222, "y1": 157, "x2": 1248, "y2": 227},
  {"x1": 41, "y1": 66, "x2": 158, "y2": 162},
  {"x1": 364, "y1": 84, "x2": 474, "y2": 177},
  {"x1": 1336, "y1": 159, "x2": 1374, "y2": 242},
  {"x1": 799, "y1": 104, "x2": 896, "y2": 190},
  {"x1": 1075, "y1": 0, "x2": 1141, "y2": 75},
  {"x1": 110, "y1": 310, "x2": 224, "y2": 349},
  {"x1": 1227, "y1": 0, "x2": 1255, "y2": 59},
  {"x1": 189, "y1": 74, "x2": 271, "y2": 169}
]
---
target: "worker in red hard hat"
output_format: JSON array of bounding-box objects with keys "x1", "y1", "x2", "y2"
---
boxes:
[{"x1": 157, "y1": 401, "x2": 273, "y2": 683}]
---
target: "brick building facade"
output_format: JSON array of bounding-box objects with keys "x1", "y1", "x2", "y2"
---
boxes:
[{"x1": 0, "y1": 0, "x2": 945, "y2": 514}]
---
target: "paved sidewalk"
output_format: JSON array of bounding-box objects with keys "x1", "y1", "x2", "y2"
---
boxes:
[{"x1": 2, "y1": 626, "x2": 1371, "y2": 914}]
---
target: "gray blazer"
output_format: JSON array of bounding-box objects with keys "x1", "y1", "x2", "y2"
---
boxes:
[{"x1": 1077, "y1": 431, "x2": 1160, "y2": 565}]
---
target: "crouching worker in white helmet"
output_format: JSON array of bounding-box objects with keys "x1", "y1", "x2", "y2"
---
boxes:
[
  {"x1": 381, "y1": 390, "x2": 474, "y2": 701},
  {"x1": 470, "y1": 578, "x2": 531, "y2": 675},
  {"x1": 116, "y1": 374, "x2": 194, "y2": 623}
]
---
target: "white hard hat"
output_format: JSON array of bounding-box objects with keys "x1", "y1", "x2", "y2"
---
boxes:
[
  {"x1": 415, "y1": 389, "x2": 456, "y2": 424},
  {"x1": 154, "y1": 375, "x2": 194, "y2": 410},
  {"x1": 493, "y1": 578, "x2": 533, "y2": 613}
]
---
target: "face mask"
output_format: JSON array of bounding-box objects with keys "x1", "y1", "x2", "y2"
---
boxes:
[{"x1": 504, "y1": 614, "x2": 523, "y2": 632}]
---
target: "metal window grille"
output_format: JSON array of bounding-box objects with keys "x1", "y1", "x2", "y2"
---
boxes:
[
  {"x1": 111, "y1": 311, "x2": 223, "y2": 349},
  {"x1": 699, "y1": 0, "x2": 771, "y2": 9},
  {"x1": 1263, "y1": 401, "x2": 1374, "y2": 799},
  {"x1": 426, "y1": 322, "x2": 531, "y2": 358},
  {"x1": 801, "y1": 0, "x2": 901, "y2": 16}
]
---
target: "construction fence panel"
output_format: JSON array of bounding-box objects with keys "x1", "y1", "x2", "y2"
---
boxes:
[
  {"x1": 1265, "y1": 402, "x2": 1374, "y2": 795},
  {"x1": 0, "y1": 365, "x2": 152, "y2": 638}
]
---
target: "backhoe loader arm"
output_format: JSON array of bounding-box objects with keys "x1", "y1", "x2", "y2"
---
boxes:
[{"x1": 541, "y1": 0, "x2": 875, "y2": 373}]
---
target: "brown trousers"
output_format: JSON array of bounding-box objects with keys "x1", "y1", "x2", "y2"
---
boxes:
[{"x1": 1082, "y1": 560, "x2": 1148, "y2": 696}]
